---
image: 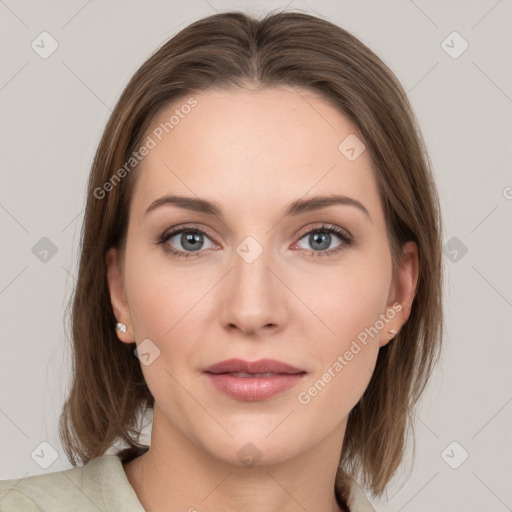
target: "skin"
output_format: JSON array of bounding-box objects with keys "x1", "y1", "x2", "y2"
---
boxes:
[{"x1": 106, "y1": 86, "x2": 418, "y2": 512}]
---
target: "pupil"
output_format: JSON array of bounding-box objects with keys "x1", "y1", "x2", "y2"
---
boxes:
[
  {"x1": 311, "y1": 232, "x2": 330, "y2": 250},
  {"x1": 182, "y1": 232, "x2": 202, "y2": 251}
]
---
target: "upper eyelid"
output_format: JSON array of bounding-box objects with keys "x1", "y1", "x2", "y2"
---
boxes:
[{"x1": 163, "y1": 224, "x2": 218, "y2": 243}]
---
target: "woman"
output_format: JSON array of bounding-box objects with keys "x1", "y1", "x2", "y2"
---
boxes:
[{"x1": 0, "y1": 9, "x2": 443, "y2": 512}]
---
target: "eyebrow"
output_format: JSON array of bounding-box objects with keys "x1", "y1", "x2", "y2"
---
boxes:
[{"x1": 144, "y1": 194, "x2": 371, "y2": 220}]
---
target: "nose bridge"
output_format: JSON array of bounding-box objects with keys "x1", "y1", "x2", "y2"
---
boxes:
[
  {"x1": 221, "y1": 233, "x2": 285, "y2": 333},
  {"x1": 232, "y1": 234, "x2": 275, "y2": 302}
]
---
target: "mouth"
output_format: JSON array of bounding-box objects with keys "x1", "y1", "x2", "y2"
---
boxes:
[
  {"x1": 222, "y1": 372, "x2": 291, "y2": 378},
  {"x1": 203, "y1": 358, "x2": 305, "y2": 375},
  {"x1": 203, "y1": 358, "x2": 307, "y2": 401}
]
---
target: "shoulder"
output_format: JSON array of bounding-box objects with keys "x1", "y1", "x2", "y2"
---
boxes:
[
  {"x1": 0, "y1": 454, "x2": 144, "y2": 512},
  {"x1": 347, "y1": 477, "x2": 378, "y2": 512},
  {"x1": 0, "y1": 463, "x2": 85, "y2": 511}
]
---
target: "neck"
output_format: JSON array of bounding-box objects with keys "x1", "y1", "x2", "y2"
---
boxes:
[{"x1": 123, "y1": 406, "x2": 346, "y2": 512}]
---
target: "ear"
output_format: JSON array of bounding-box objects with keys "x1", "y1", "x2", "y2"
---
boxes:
[
  {"x1": 379, "y1": 241, "x2": 419, "y2": 347},
  {"x1": 106, "y1": 247, "x2": 134, "y2": 344}
]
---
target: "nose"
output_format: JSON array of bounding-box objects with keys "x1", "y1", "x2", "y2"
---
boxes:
[{"x1": 219, "y1": 242, "x2": 287, "y2": 337}]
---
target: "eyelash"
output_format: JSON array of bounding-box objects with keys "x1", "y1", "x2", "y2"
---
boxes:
[{"x1": 155, "y1": 223, "x2": 353, "y2": 259}]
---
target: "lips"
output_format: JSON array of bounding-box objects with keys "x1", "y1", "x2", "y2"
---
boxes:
[
  {"x1": 203, "y1": 358, "x2": 307, "y2": 401},
  {"x1": 203, "y1": 358, "x2": 305, "y2": 375}
]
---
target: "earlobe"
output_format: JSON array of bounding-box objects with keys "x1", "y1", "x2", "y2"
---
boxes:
[
  {"x1": 379, "y1": 322, "x2": 401, "y2": 348},
  {"x1": 106, "y1": 248, "x2": 133, "y2": 343}
]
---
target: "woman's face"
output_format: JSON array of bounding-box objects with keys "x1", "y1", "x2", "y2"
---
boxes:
[{"x1": 107, "y1": 86, "x2": 417, "y2": 466}]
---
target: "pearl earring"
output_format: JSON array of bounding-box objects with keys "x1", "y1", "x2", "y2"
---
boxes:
[
  {"x1": 115, "y1": 322, "x2": 127, "y2": 333},
  {"x1": 387, "y1": 329, "x2": 397, "y2": 340}
]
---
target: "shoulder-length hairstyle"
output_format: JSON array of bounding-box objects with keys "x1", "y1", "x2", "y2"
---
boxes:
[{"x1": 59, "y1": 9, "x2": 443, "y2": 506}]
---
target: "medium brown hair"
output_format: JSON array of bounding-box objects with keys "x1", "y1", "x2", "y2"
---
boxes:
[{"x1": 59, "y1": 9, "x2": 443, "y2": 507}]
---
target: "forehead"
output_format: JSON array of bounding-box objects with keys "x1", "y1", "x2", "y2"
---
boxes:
[{"x1": 131, "y1": 86, "x2": 382, "y2": 220}]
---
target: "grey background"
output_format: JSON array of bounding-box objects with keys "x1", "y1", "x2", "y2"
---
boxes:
[{"x1": 1, "y1": 1, "x2": 511, "y2": 510}]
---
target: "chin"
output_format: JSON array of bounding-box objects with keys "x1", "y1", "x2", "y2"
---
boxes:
[{"x1": 195, "y1": 427, "x2": 310, "y2": 469}]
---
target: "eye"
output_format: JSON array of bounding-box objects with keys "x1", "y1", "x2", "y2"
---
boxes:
[
  {"x1": 156, "y1": 223, "x2": 353, "y2": 259},
  {"x1": 294, "y1": 224, "x2": 353, "y2": 258},
  {"x1": 157, "y1": 226, "x2": 216, "y2": 258}
]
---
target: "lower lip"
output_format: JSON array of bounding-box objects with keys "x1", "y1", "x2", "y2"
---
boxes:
[{"x1": 204, "y1": 372, "x2": 306, "y2": 401}]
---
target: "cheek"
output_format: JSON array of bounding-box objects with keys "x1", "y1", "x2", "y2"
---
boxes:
[
  {"x1": 294, "y1": 251, "x2": 391, "y2": 407},
  {"x1": 296, "y1": 248, "x2": 392, "y2": 345},
  {"x1": 122, "y1": 247, "x2": 204, "y2": 404},
  {"x1": 122, "y1": 241, "x2": 216, "y2": 396},
  {"x1": 123, "y1": 238, "x2": 205, "y2": 340}
]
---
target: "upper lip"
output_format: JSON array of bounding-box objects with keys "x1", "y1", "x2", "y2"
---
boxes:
[{"x1": 203, "y1": 358, "x2": 306, "y2": 375}]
